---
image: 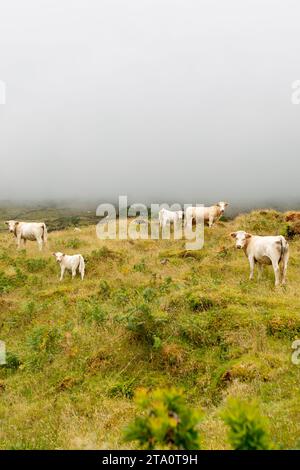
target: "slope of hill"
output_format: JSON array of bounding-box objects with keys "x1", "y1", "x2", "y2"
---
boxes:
[{"x1": 0, "y1": 210, "x2": 300, "y2": 449}]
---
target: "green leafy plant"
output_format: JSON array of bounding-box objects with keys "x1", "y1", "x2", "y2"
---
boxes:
[
  {"x1": 63, "y1": 238, "x2": 82, "y2": 249},
  {"x1": 133, "y1": 261, "x2": 146, "y2": 273},
  {"x1": 89, "y1": 247, "x2": 119, "y2": 261},
  {"x1": 124, "y1": 387, "x2": 202, "y2": 450},
  {"x1": 4, "y1": 352, "x2": 22, "y2": 371},
  {"x1": 0, "y1": 269, "x2": 27, "y2": 293},
  {"x1": 98, "y1": 279, "x2": 111, "y2": 299},
  {"x1": 187, "y1": 293, "x2": 216, "y2": 312},
  {"x1": 108, "y1": 378, "x2": 137, "y2": 399},
  {"x1": 221, "y1": 398, "x2": 273, "y2": 450},
  {"x1": 142, "y1": 287, "x2": 157, "y2": 303},
  {"x1": 124, "y1": 303, "x2": 164, "y2": 344},
  {"x1": 27, "y1": 326, "x2": 62, "y2": 355},
  {"x1": 78, "y1": 299, "x2": 107, "y2": 325},
  {"x1": 24, "y1": 258, "x2": 48, "y2": 273},
  {"x1": 0, "y1": 271, "x2": 14, "y2": 293}
]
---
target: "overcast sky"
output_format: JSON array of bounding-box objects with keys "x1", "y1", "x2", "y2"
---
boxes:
[{"x1": 0, "y1": 0, "x2": 300, "y2": 207}]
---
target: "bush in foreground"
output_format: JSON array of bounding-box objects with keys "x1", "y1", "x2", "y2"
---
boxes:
[
  {"x1": 221, "y1": 398, "x2": 273, "y2": 450},
  {"x1": 124, "y1": 387, "x2": 202, "y2": 450}
]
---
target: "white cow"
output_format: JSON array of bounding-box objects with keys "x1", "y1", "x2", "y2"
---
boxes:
[
  {"x1": 185, "y1": 202, "x2": 229, "y2": 229},
  {"x1": 5, "y1": 220, "x2": 48, "y2": 251},
  {"x1": 230, "y1": 231, "x2": 289, "y2": 286},
  {"x1": 52, "y1": 252, "x2": 85, "y2": 281},
  {"x1": 159, "y1": 208, "x2": 184, "y2": 229}
]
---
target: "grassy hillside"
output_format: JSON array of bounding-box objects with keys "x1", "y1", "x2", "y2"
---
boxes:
[
  {"x1": 0, "y1": 210, "x2": 300, "y2": 449},
  {"x1": 0, "y1": 204, "x2": 99, "y2": 233}
]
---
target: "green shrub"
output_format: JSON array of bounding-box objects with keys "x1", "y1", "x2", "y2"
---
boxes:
[
  {"x1": 124, "y1": 303, "x2": 162, "y2": 344},
  {"x1": 0, "y1": 271, "x2": 14, "y2": 293},
  {"x1": 63, "y1": 238, "x2": 82, "y2": 249},
  {"x1": 179, "y1": 312, "x2": 226, "y2": 348},
  {"x1": 27, "y1": 326, "x2": 62, "y2": 355},
  {"x1": 78, "y1": 299, "x2": 107, "y2": 325},
  {"x1": 24, "y1": 258, "x2": 48, "y2": 273},
  {"x1": 108, "y1": 378, "x2": 137, "y2": 399},
  {"x1": 221, "y1": 398, "x2": 273, "y2": 450},
  {"x1": 124, "y1": 387, "x2": 202, "y2": 450},
  {"x1": 187, "y1": 293, "x2": 216, "y2": 312},
  {"x1": 133, "y1": 261, "x2": 146, "y2": 272},
  {"x1": 142, "y1": 287, "x2": 157, "y2": 302},
  {"x1": 89, "y1": 247, "x2": 119, "y2": 261},
  {"x1": 98, "y1": 280, "x2": 111, "y2": 299},
  {"x1": 4, "y1": 352, "x2": 21, "y2": 371},
  {"x1": 0, "y1": 269, "x2": 27, "y2": 294},
  {"x1": 10, "y1": 300, "x2": 39, "y2": 327},
  {"x1": 113, "y1": 287, "x2": 131, "y2": 307}
]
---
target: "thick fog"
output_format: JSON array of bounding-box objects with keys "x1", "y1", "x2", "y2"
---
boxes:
[{"x1": 0, "y1": 0, "x2": 300, "y2": 208}]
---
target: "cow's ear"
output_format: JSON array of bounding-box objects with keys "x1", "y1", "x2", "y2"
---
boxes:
[
  {"x1": 4, "y1": 221, "x2": 8, "y2": 225},
  {"x1": 15, "y1": 221, "x2": 19, "y2": 225},
  {"x1": 245, "y1": 233, "x2": 252, "y2": 239},
  {"x1": 225, "y1": 202, "x2": 229, "y2": 206},
  {"x1": 230, "y1": 232, "x2": 237, "y2": 238}
]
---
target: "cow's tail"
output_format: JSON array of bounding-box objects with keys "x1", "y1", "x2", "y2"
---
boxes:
[
  {"x1": 42, "y1": 223, "x2": 48, "y2": 244},
  {"x1": 279, "y1": 236, "x2": 289, "y2": 263},
  {"x1": 79, "y1": 255, "x2": 85, "y2": 280}
]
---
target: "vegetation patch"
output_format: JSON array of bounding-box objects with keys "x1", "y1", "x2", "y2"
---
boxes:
[{"x1": 266, "y1": 313, "x2": 300, "y2": 339}]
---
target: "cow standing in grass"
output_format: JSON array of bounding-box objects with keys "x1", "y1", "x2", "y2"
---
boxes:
[
  {"x1": 159, "y1": 208, "x2": 184, "y2": 229},
  {"x1": 5, "y1": 220, "x2": 48, "y2": 251},
  {"x1": 52, "y1": 252, "x2": 85, "y2": 281},
  {"x1": 185, "y1": 202, "x2": 229, "y2": 229},
  {"x1": 230, "y1": 231, "x2": 289, "y2": 286}
]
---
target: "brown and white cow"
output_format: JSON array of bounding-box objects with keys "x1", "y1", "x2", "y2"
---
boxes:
[
  {"x1": 230, "y1": 231, "x2": 289, "y2": 286},
  {"x1": 185, "y1": 202, "x2": 229, "y2": 229}
]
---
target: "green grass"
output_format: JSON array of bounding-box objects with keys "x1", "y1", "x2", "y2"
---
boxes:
[{"x1": 0, "y1": 209, "x2": 300, "y2": 449}]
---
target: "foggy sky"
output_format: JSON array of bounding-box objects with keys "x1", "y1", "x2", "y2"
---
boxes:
[{"x1": 1, "y1": 0, "x2": 300, "y2": 207}]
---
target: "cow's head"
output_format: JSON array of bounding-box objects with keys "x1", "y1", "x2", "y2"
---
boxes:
[
  {"x1": 5, "y1": 220, "x2": 19, "y2": 234},
  {"x1": 216, "y1": 201, "x2": 229, "y2": 215},
  {"x1": 52, "y1": 252, "x2": 65, "y2": 263},
  {"x1": 230, "y1": 231, "x2": 252, "y2": 249}
]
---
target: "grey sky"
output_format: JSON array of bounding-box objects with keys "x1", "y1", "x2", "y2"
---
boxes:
[{"x1": 0, "y1": 0, "x2": 300, "y2": 206}]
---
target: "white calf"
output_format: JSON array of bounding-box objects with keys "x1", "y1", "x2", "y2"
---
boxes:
[
  {"x1": 159, "y1": 208, "x2": 183, "y2": 229},
  {"x1": 231, "y1": 231, "x2": 289, "y2": 286},
  {"x1": 185, "y1": 202, "x2": 228, "y2": 229},
  {"x1": 5, "y1": 220, "x2": 48, "y2": 251},
  {"x1": 52, "y1": 252, "x2": 85, "y2": 281}
]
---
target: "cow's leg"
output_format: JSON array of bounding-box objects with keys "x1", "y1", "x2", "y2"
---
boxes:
[
  {"x1": 248, "y1": 256, "x2": 255, "y2": 280},
  {"x1": 16, "y1": 234, "x2": 22, "y2": 250},
  {"x1": 60, "y1": 266, "x2": 65, "y2": 281},
  {"x1": 208, "y1": 216, "x2": 214, "y2": 228},
  {"x1": 281, "y1": 250, "x2": 289, "y2": 285},
  {"x1": 37, "y1": 237, "x2": 43, "y2": 251},
  {"x1": 271, "y1": 259, "x2": 280, "y2": 286},
  {"x1": 257, "y1": 263, "x2": 264, "y2": 280},
  {"x1": 23, "y1": 239, "x2": 27, "y2": 248},
  {"x1": 72, "y1": 266, "x2": 77, "y2": 279}
]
